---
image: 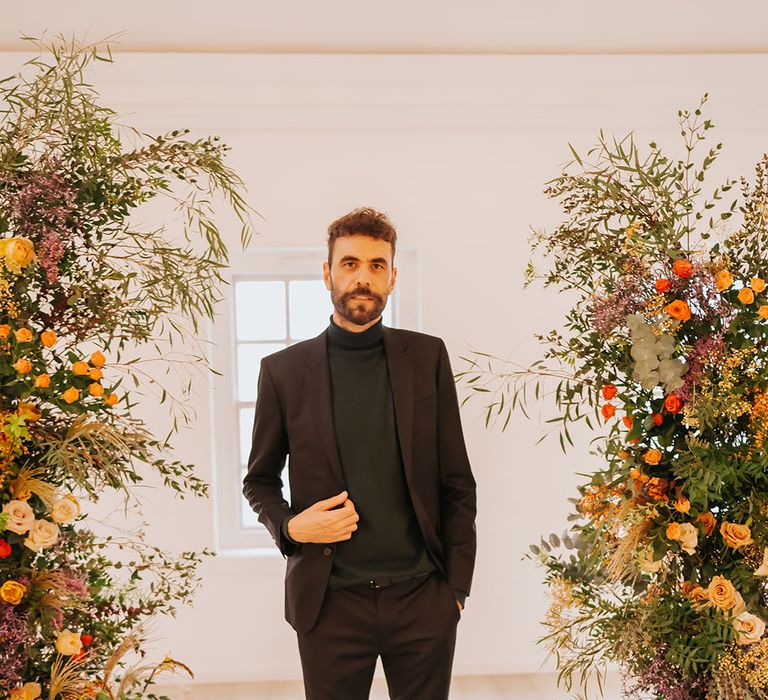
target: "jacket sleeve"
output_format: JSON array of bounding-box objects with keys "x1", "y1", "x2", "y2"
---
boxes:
[
  {"x1": 436, "y1": 339, "x2": 477, "y2": 597},
  {"x1": 242, "y1": 359, "x2": 299, "y2": 557}
]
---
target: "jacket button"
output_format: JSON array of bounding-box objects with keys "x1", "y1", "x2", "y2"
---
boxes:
[{"x1": 323, "y1": 547, "x2": 333, "y2": 556}]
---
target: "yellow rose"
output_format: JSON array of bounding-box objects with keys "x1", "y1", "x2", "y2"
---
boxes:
[
  {"x1": 739, "y1": 288, "x2": 755, "y2": 305},
  {"x1": 13, "y1": 359, "x2": 32, "y2": 374},
  {"x1": 734, "y1": 611, "x2": 766, "y2": 645},
  {"x1": 23, "y1": 519, "x2": 60, "y2": 552},
  {"x1": 54, "y1": 629, "x2": 83, "y2": 656},
  {"x1": 759, "y1": 305, "x2": 768, "y2": 319},
  {"x1": 51, "y1": 495, "x2": 80, "y2": 524},
  {"x1": 17, "y1": 401, "x2": 41, "y2": 422},
  {"x1": 40, "y1": 330, "x2": 57, "y2": 348},
  {"x1": 9, "y1": 682, "x2": 42, "y2": 700},
  {"x1": 716, "y1": 270, "x2": 734, "y2": 291},
  {"x1": 71, "y1": 361, "x2": 89, "y2": 376},
  {"x1": 14, "y1": 328, "x2": 32, "y2": 343},
  {"x1": 0, "y1": 236, "x2": 36, "y2": 273},
  {"x1": 61, "y1": 387, "x2": 80, "y2": 404},
  {"x1": 34, "y1": 374, "x2": 50, "y2": 388},
  {"x1": 0, "y1": 580, "x2": 27, "y2": 605},
  {"x1": 707, "y1": 575, "x2": 746, "y2": 615},
  {"x1": 88, "y1": 382, "x2": 104, "y2": 397},
  {"x1": 721, "y1": 522, "x2": 754, "y2": 549},
  {"x1": 751, "y1": 277, "x2": 767, "y2": 293},
  {"x1": 90, "y1": 351, "x2": 106, "y2": 368}
]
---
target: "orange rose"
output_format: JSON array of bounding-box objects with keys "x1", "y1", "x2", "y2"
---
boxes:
[
  {"x1": 707, "y1": 576, "x2": 745, "y2": 614},
  {"x1": 652, "y1": 413, "x2": 663, "y2": 426},
  {"x1": 689, "y1": 585, "x2": 711, "y2": 608},
  {"x1": 629, "y1": 467, "x2": 641, "y2": 480},
  {"x1": 665, "y1": 300, "x2": 692, "y2": 322},
  {"x1": 721, "y1": 522, "x2": 754, "y2": 549},
  {"x1": 61, "y1": 387, "x2": 80, "y2": 404},
  {"x1": 88, "y1": 383, "x2": 104, "y2": 397},
  {"x1": 622, "y1": 415, "x2": 633, "y2": 429},
  {"x1": 601, "y1": 403, "x2": 616, "y2": 421},
  {"x1": 88, "y1": 367, "x2": 103, "y2": 381},
  {"x1": 601, "y1": 384, "x2": 617, "y2": 400},
  {"x1": 643, "y1": 449, "x2": 662, "y2": 465},
  {"x1": 667, "y1": 522, "x2": 682, "y2": 540},
  {"x1": 655, "y1": 278, "x2": 671, "y2": 293},
  {"x1": 716, "y1": 270, "x2": 734, "y2": 291},
  {"x1": 71, "y1": 361, "x2": 89, "y2": 376},
  {"x1": 34, "y1": 374, "x2": 50, "y2": 388},
  {"x1": 40, "y1": 330, "x2": 57, "y2": 348},
  {"x1": 739, "y1": 288, "x2": 755, "y2": 305},
  {"x1": 0, "y1": 324, "x2": 9, "y2": 339},
  {"x1": 90, "y1": 351, "x2": 106, "y2": 368},
  {"x1": 675, "y1": 497, "x2": 691, "y2": 514},
  {"x1": 104, "y1": 393, "x2": 118, "y2": 407},
  {"x1": 672, "y1": 259, "x2": 693, "y2": 279},
  {"x1": 759, "y1": 305, "x2": 768, "y2": 319},
  {"x1": 664, "y1": 394, "x2": 683, "y2": 414},
  {"x1": 647, "y1": 477, "x2": 669, "y2": 500},
  {"x1": 14, "y1": 328, "x2": 32, "y2": 343},
  {"x1": 751, "y1": 277, "x2": 766, "y2": 293},
  {"x1": 698, "y1": 512, "x2": 717, "y2": 536},
  {"x1": 13, "y1": 359, "x2": 31, "y2": 374}
]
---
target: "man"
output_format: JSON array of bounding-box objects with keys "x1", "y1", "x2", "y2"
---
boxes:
[{"x1": 242, "y1": 207, "x2": 477, "y2": 700}]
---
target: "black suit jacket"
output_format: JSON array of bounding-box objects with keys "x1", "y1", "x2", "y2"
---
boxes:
[{"x1": 242, "y1": 325, "x2": 477, "y2": 632}]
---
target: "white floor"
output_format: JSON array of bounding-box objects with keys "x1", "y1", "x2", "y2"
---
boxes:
[{"x1": 153, "y1": 673, "x2": 624, "y2": 699}]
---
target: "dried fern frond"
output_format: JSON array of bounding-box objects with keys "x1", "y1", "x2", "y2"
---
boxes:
[
  {"x1": 11, "y1": 462, "x2": 57, "y2": 507},
  {"x1": 48, "y1": 651, "x2": 91, "y2": 700},
  {"x1": 31, "y1": 569, "x2": 87, "y2": 613},
  {"x1": 607, "y1": 517, "x2": 652, "y2": 583},
  {"x1": 116, "y1": 655, "x2": 194, "y2": 697}
]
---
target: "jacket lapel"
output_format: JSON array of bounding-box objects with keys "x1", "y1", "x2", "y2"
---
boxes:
[
  {"x1": 305, "y1": 331, "x2": 346, "y2": 488},
  {"x1": 383, "y1": 327, "x2": 414, "y2": 480}
]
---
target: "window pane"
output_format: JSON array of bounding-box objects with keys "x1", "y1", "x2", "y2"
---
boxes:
[
  {"x1": 289, "y1": 280, "x2": 333, "y2": 339},
  {"x1": 237, "y1": 343, "x2": 286, "y2": 401},
  {"x1": 235, "y1": 281, "x2": 286, "y2": 340},
  {"x1": 239, "y1": 406, "x2": 255, "y2": 464}
]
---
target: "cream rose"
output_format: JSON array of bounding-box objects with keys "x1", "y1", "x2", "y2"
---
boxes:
[
  {"x1": 54, "y1": 629, "x2": 82, "y2": 656},
  {"x1": 9, "y1": 682, "x2": 42, "y2": 700},
  {"x1": 678, "y1": 523, "x2": 699, "y2": 555},
  {"x1": 707, "y1": 576, "x2": 746, "y2": 615},
  {"x1": 23, "y1": 519, "x2": 60, "y2": 552},
  {"x1": 755, "y1": 547, "x2": 768, "y2": 577},
  {"x1": 50, "y1": 495, "x2": 80, "y2": 524},
  {"x1": 3, "y1": 500, "x2": 35, "y2": 535},
  {"x1": 638, "y1": 546, "x2": 663, "y2": 573},
  {"x1": 734, "y1": 611, "x2": 766, "y2": 645}
]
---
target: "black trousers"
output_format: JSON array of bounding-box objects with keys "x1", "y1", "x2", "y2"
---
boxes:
[{"x1": 296, "y1": 570, "x2": 460, "y2": 700}]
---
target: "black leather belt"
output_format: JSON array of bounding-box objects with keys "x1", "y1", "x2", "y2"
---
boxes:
[{"x1": 367, "y1": 571, "x2": 431, "y2": 589}]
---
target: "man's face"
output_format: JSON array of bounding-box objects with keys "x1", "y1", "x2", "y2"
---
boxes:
[{"x1": 323, "y1": 234, "x2": 396, "y2": 327}]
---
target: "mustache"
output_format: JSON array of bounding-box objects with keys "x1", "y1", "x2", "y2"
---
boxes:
[{"x1": 341, "y1": 288, "x2": 384, "y2": 303}]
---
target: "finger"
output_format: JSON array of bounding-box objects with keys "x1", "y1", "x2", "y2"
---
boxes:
[{"x1": 312, "y1": 491, "x2": 348, "y2": 511}]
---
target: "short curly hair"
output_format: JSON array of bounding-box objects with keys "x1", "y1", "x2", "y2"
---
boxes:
[{"x1": 326, "y1": 207, "x2": 397, "y2": 264}]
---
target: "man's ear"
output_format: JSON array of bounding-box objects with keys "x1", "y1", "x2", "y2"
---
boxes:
[
  {"x1": 323, "y1": 260, "x2": 331, "y2": 291},
  {"x1": 389, "y1": 266, "x2": 397, "y2": 294}
]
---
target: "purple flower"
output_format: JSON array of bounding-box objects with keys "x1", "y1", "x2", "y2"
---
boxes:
[
  {"x1": 625, "y1": 648, "x2": 709, "y2": 700},
  {"x1": 0, "y1": 603, "x2": 30, "y2": 693}
]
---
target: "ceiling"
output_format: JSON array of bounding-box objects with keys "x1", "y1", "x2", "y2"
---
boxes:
[{"x1": 1, "y1": 1, "x2": 768, "y2": 54}]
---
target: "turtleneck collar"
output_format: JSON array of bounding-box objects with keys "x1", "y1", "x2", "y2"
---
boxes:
[{"x1": 326, "y1": 315, "x2": 384, "y2": 350}]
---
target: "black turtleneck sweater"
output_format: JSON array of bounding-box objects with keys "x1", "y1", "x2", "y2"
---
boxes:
[{"x1": 323, "y1": 315, "x2": 435, "y2": 589}]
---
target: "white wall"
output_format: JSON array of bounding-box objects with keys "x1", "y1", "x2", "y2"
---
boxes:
[{"x1": 1, "y1": 51, "x2": 767, "y2": 684}]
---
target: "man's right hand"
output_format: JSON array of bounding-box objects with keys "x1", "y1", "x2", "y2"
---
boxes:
[{"x1": 286, "y1": 490, "x2": 359, "y2": 544}]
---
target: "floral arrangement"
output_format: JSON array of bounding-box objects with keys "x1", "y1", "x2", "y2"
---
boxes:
[
  {"x1": 0, "y1": 38, "x2": 252, "y2": 699},
  {"x1": 458, "y1": 96, "x2": 768, "y2": 699}
]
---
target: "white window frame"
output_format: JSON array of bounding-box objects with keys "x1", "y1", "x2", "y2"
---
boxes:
[{"x1": 210, "y1": 247, "x2": 420, "y2": 552}]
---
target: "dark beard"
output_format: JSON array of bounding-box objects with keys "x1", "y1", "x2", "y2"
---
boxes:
[{"x1": 331, "y1": 284, "x2": 387, "y2": 326}]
